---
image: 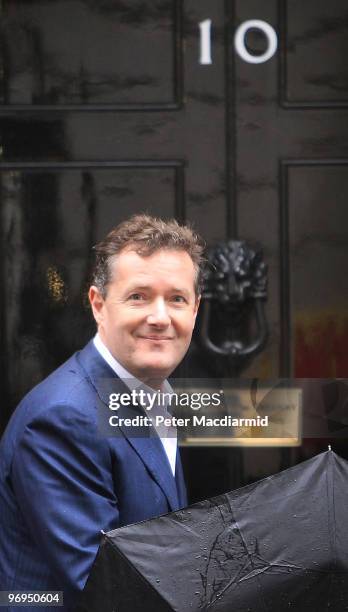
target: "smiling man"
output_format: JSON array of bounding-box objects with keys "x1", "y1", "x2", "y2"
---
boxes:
[
  {"x1": 0, "y1": 215, "x2": 204, "y2": 610},
  {"x1": 89, "y1": 243, "x2": 200, "y2": 387}
]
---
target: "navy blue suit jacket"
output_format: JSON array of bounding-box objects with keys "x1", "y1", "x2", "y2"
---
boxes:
[{"x1": 0, "y1": 341, "x2": 187, "y2": 610}]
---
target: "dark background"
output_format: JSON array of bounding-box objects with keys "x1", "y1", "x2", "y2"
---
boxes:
[{"x1": 1, "y1": 0, "x2": 347, "y2": 501}]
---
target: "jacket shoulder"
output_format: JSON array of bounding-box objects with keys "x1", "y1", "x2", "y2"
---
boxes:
[
  {"x1": 3, "y1": 343, "x2": 106, "y2": 445},
  {"x1": 24, "y1": 351, "x2": 91, "y2": 407}
]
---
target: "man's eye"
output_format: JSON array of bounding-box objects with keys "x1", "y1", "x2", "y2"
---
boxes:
[
  {"x1": 128, "y1": 293, "x2": 144, "y2": 301},
  {"x1": 172, "y1": 295, "x2": 186, "y2": 303}
]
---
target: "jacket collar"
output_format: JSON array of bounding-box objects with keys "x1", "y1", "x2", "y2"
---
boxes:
[{"x1": 76, "y1": 340, "x2": 180, "y2": 511}]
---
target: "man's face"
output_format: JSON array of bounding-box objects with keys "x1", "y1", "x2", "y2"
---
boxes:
[{"x1": 89, "y1": 248, "x2": 200, "y2": 385}]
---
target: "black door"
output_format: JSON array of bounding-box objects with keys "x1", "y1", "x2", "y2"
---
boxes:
[{"x1": 1, "y1": 0, "x2": 347, "y2": 494}]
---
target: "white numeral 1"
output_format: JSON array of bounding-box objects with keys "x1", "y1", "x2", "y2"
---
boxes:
[{"x1": 199, "y1": 19, "x2": 212, "y2": 65}]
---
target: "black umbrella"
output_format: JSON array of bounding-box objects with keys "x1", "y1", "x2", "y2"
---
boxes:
[{"x1": 76, "y1": 450, "x2": 348, "y2": 612}]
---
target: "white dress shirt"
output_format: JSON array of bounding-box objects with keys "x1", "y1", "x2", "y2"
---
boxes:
[{"x1": 93, "y1": 333, "x2": 177, "y2": 475}]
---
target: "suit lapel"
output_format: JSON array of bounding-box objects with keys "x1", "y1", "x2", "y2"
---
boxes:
[
  {"x1": 122, "y1": 432, "x2": 179, "y2": 511},
  {"x1": 76, "y1": 340, "x2": 180, "y2": 511},
  {"x1": 175, "y1": 451, "x2": 188, "y2": 508}
]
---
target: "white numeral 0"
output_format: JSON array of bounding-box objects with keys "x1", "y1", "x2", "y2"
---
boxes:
[{"x1": 234, "y1": 20, "x2": 278, "y2": 64}]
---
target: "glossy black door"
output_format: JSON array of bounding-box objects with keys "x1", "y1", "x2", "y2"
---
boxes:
[{"x1": 1, "y1": 0, "x2": 348, "y2": 489}]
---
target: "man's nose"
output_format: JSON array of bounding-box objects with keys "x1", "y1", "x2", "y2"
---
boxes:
[{"x1": 146, "y1": 298, "x2": 171, "y2": 326}]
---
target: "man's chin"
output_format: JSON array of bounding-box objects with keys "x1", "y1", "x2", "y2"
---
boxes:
[{"x1": 134, "y1": 359, "x2": 175, "y2": 383}]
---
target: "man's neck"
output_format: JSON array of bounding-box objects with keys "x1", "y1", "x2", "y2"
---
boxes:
[{"x1": 93, "y1": 333, "x2": 168, "y2": 390}]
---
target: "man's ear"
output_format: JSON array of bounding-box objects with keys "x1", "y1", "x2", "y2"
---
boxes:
[
  {"x1": 88, "y1": 286, "x2": 105, "y2": 325},
  {"x1": 193, "y1": 295, "x2": 201, "y2": 321}
]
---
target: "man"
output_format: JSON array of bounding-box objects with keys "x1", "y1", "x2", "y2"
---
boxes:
[{"x1": 0, "y1": 214, "x2": 204, "y2": 609}]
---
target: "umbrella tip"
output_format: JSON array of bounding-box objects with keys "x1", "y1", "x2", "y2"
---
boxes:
[{"x1": 328, "y1": 445, "x2": 332, "y2": 451}]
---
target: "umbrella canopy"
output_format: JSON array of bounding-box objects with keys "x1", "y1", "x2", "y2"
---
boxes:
[{"x1": 76, "y1": 450, "x2": 348, "y2": 611}]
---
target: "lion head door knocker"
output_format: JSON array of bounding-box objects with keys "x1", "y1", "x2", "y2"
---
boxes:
[{"x1": 199, "y1": 240, "x2": 268, "y2": 370}]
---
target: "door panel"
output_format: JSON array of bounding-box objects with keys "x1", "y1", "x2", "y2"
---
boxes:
[
  {"x1": 1, "y1": 0, "x2": 180, "y2": 108},
  {"x1": 286, "y1": 162, "x2": 348, "y2": 377},
  {"x1": 1, "y1": 162, "x2": 184, "y2": 406},
  {"x1": 283, "y1": 0, "x2": 348, "y2": 107}
]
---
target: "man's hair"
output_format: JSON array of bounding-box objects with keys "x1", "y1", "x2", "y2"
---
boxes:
[{"x1": 92, "y1": 214, "x2": 205, "y2": 297}]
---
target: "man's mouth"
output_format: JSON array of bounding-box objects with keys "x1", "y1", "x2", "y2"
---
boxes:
[{"x1": 138, "y1": 336, "x2": 173, "y2": 341}]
